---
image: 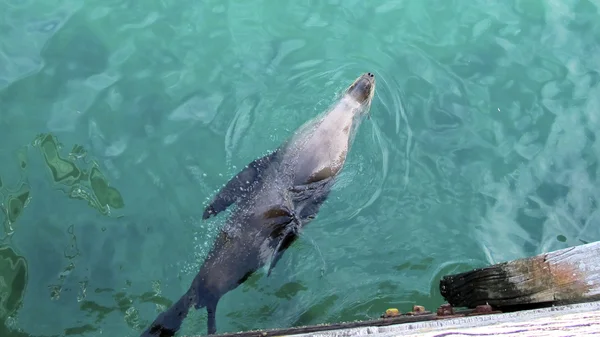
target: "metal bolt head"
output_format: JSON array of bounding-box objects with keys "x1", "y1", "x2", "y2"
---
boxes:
[
  {"x1": 474, "y1": 304, "x2": 493, "y2": 313},
  {"x1": 413, "y1": 305, "x2": 425, "y2": 313},
  {"x1": 436, "y1": 303, "x2": 454, "y2": 316}
]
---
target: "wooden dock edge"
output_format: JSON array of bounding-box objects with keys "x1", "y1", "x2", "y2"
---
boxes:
[
  {"x1": 289, "y1": 300, "x2": 600, "y2": 337},
  {"x1": 205, "y1": 300, "x2": 600, "y2": 337}
]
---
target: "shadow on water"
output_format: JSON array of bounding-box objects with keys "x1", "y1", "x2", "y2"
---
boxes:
[
  {"x1": 1, "y1": 133, "x2": 125, "y2": 238},
  {"x1": 0, "y1": 130, "x2": 129, "y2": 336},
  {"x1": 32, "y1": 133, "x2": 125, "y2": 216},
  {"x1": 0, "y1": 13, "x2": 109, "y2": 134},
  {"x1": 1, "y1": 9, "x2": 209, "y2": 335},
  {"x1": 0, "y1": 243, "x2": 80, "y2": 337},
  {"x1": 0, "y1": 242, "x2": 176, "y2": 337},
  {"x1": 0, "y1": 245, "x2": 29, "y2": 336}
]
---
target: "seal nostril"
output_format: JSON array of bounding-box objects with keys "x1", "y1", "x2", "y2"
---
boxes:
[{"x1": 367, "y1": 72, "x2": 374, "y2": 78}]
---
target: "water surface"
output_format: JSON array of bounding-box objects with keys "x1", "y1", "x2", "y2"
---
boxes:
[{"x1": 1, "y1": 0, "x2": 600, "y2": 336}]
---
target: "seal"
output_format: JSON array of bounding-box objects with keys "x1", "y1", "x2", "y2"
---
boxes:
[{"x1": 139, "y1": 72, "x2": 376, "y2": 337}]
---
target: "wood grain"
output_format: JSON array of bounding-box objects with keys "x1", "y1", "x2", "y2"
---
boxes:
[
  {"x1": 205, "y1": 301, "x2": 600, "y2": 337},
  {"x1": 370, "y1": 304, "x2": 600, "y2": 336},
  {"x1": 440, "y1": 241, "x2": 600, "y2": 309}
]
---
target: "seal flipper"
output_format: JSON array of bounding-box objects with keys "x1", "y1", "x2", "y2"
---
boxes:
[
  {"x1": 206, "y1": 300, "x2": 218, "y2": 335},
  {"x1": 140, "y1": 286, "x2": 221, "y2": 336},
  {"x1": 189, "y1": 284, "x2": 221, "y2": 335},
  {"x1": 263, "y1": 179, "x2": 335, "y2": 277},
  {"x1": 263, "y1": 207, "x2": 302, "y2": 277},
  {"x1": 139, "y1": 292, "x2": 193, "y2": 337},
  {"x1": 203, "y1": 150, "x2": 279, "y2": 219},
  {"x1": 267, "y1": 229, "x2": 299, "y2": 276}
]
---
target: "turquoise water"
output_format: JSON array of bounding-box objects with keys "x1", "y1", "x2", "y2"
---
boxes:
[{"x1": 2, "y1": 0, "x2": 600, "y2": 336}]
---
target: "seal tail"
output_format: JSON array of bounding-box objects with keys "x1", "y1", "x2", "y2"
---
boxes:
[
  {"x1": 140, "y1": 288, "x2": 220, "y2": 337},
  {"x1": 140, "y1": 292, "x2": 194, "y2": 337}
]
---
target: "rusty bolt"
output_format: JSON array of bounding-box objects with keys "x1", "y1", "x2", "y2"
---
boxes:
[
  {"x1": 466, "y1": 303, "x2": 501, "y2": 316},
  {"x1": 436, "y1": 303, "x2": 454, "y2": 316},
  {"x1": 406, "y1": 305, "x2": 428, "y2": 315},
  {"x1": 474, "y1": 304, "x2": 493, "y2": 314},
  {"x1": 413, "y1": 305, "x2": 425, "y2": 313}
]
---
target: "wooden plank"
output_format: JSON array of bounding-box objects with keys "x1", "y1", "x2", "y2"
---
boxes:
[
  {"x1": 209, "y1": 308, "x2": 464, "y2": 337},
  {"x1": 440, "y1": 241, "x2": 600, "y2": 309},
  {"x1": 207, "y1": 301, "x2": 600, "y2": 337},
  {"x1": 316, "y1": 302, "x2": 600, "y2": 337}
]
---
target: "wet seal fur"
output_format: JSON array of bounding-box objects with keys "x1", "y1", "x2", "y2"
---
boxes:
[{"x1": 140, "y1": 72, "x2": 376, "y2": 337}]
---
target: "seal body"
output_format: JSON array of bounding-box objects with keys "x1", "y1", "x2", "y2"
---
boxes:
[{"x1": 140, "y1": 72, "x2": 376, "y2": 337}]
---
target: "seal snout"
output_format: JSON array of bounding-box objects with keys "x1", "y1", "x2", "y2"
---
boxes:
[{"x1": 346, "y1": 72, "x2": 376, "y2": 105}]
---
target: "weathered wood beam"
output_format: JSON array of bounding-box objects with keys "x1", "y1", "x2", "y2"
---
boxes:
[
  {"x1": 206, "y1": 301, "x2": 600, "y2": 337},
  {"x1": 440, "y1": 241, "x2": 600, "y2": 309},
  {"x1": 294, "y1": 301, "x2": 600, "y2": 337},
  {"x1": 208, "y1": 306, "x2": 461, "y2": 337}
]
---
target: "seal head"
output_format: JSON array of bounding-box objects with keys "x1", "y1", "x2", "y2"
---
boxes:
[{"x1": 345, "y1": 72, "x2": 376, "y2": 106}]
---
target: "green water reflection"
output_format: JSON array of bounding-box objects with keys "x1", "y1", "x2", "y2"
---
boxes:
[
  {"x1": 33, "y1": 133, "x2": 124, "y2": 216},
  {"x1": 1, "y1": 0, "x2": 600, "y2": 336}
]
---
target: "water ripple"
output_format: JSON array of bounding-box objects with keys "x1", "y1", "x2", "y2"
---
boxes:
[
  {"x1": 0, "y1": 0, "x2": 83, "y2": 90},
  {"x1": 3, "y1": 0, "x2": 600, "y2": 336}
]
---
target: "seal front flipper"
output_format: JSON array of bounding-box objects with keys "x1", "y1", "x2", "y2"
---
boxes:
[
  {"x1": 264, "y1": 179, "x2": 335, "y2": 277},
  {"x1": 267, "y1": 229, "x2": 300, "y2": 276},
  {"x1": 203, "y1": 150, "x2": 279, "y2": 219},
  {"x1": 263, "y1": 208, "x2": 302, "y2": 277}
]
